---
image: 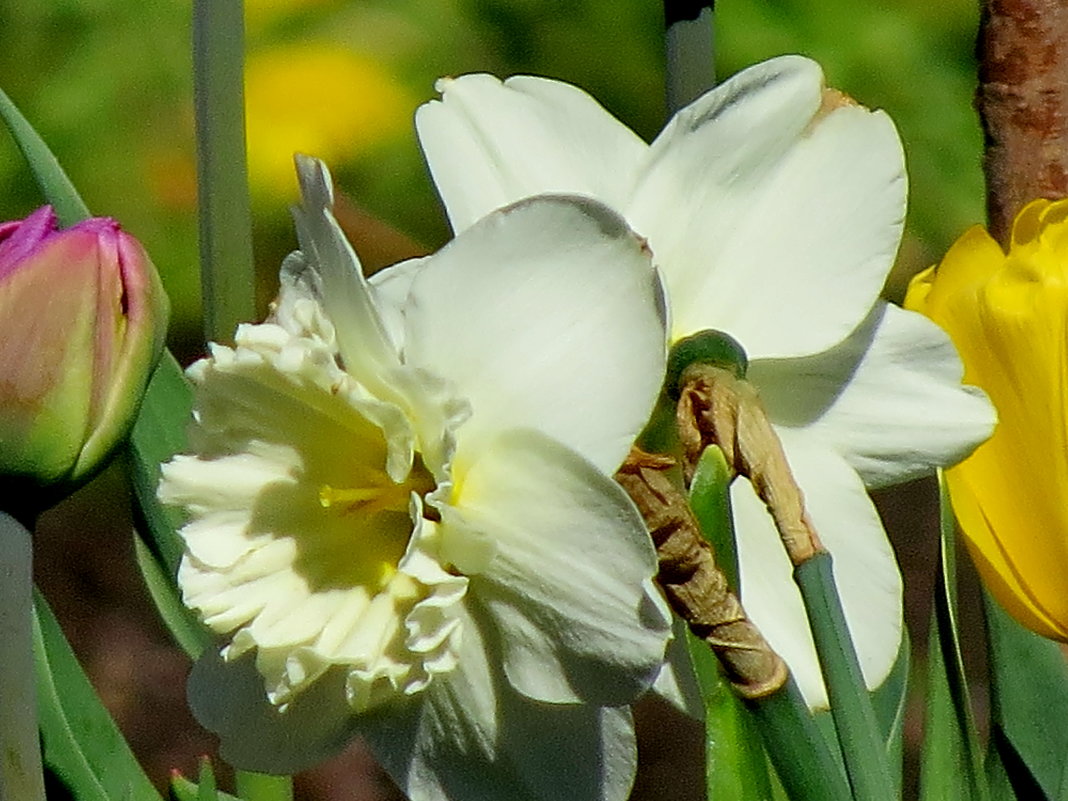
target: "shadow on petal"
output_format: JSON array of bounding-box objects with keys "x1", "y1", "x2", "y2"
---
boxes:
[{"x1": 187, "y1": 649, "x2": 361, "y2": 774}]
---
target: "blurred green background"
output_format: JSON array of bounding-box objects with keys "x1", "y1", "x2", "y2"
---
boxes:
[{"x1": 0, "y1": 0, "x2": 983, "y2": 353}]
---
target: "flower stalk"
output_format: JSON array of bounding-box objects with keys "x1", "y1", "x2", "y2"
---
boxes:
[
  {"x1": 673, "y1": 360, "x2": 895, "y2": 800},
  {"x1": 192, "y1": 0, "x2": 256, "y2": 344},
  {"x1": 663, "y1": 1, "x2": 716, "y2": 113}
]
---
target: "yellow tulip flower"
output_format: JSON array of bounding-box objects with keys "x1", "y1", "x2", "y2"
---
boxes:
[{"x1": 906, "y1": 198, "x2": 1068, "y2": 640}]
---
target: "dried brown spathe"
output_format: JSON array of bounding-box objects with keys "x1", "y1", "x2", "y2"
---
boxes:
[{"x1": 615, "y1": 448, "x2": 788, "y2": 699}]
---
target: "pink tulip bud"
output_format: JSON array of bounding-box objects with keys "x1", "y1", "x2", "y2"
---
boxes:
[{"x1": 0, "y1": 206, "x2": 168, "y2": 490}]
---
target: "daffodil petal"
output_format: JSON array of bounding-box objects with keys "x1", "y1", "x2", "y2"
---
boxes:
[
  {"x1": 749, "y1": 302, "x2": 995, "y2": 488},
  {"x1": 290, "y1": 155, "x2": 400, "y2": 383},
  {"x1": 417, "y1": 74, "x2": 647, "y2": 233},
  {"x1": 186, "y1": 650, "x2": 357, "y2": 774},
  {"x1": 368, "y1": 254, "x2": 429, "y2": 352},
  {"x1": 629, "y1": 55, "x2": 905, "y2": 354},
  {"x1": 400, "y1": 195, "x2": 666, "y2": 475},
  {"x1": 650, "y1": 616, "x2": 704, "y2": 718},
  {"x1": 437, "y1": 428, "x2": 669, "y2": 705},
  {"x1": 361, "y1": 602, "x2": 638, "y2": 801},
  {"x1": 730, "y1": 430, "x2": 902, "y2": 708}
]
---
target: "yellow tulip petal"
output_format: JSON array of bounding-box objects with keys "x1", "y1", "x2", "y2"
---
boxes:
[{"x1": 912, "y1": 202, "x2": 1068, "y2": 642}]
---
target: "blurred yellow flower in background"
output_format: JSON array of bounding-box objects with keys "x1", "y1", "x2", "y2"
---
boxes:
[
  {"x1": 907, "y1": 198, "x2": 1068, "y2": 640},
  {"x1": 244, "y1": 42, "x2": 413, "y2": 198}
]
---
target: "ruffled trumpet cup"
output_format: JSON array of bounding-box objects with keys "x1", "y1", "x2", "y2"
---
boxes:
[
  {"x1": 416, "y1": 55, "x2": 995, "y2": 707},
  {"x1": 0, "y1": 206, "x2": 167, "y2": 489},
  {"x1": 907, "y1": 199, "x2": 1068, "y2": 640},
  {"x1": 160, "y1": 156, "x2": 672, "y2": 801}
]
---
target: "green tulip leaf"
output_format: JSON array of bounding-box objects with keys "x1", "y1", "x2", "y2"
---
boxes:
[
  {"x1": 871, "y1": 630, "x2": 910, "y2": 796},
  {"x1": 985, "y1": 591, "x2": 1068, "y2": 800},
  {"x1": 128, "y1": 351, "x2": 193, "y2": 576},
  {"x1": 918, "y1": 476, "x2": 988, "y2": 801},
  {"x1": 33, "y1": 590, "x2": 161, "y2": 801},
  {"x1": 0, "y1": 85, "x2": 91, "y2": 225}
]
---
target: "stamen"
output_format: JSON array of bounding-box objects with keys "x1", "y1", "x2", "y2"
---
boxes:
[{"x1": 319, "y1": 483, "x2": 409, "y2": 516}]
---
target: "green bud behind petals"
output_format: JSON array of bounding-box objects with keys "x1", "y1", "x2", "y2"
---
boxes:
[
  {"x1": 0, "y1": 205, "x2": 168, "y2": 494},
  {"x1": 665, "y1": 328, "x2": 748, "y2": 399}
]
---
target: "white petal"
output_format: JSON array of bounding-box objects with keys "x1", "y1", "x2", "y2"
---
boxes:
[
  {"x1": 439, "y1": 428, "x2": 669, "y2": 705},
  {"x1": 650, "y1": 615, "x2": 704, "y2": 718},
  {"x1": 186, "y1": 649, "x2": 358, "y2": 774},
  {"x1": 368, "y1": 254, "x2": 430, "y2": 353},
  {"x1": 290, "y1": 155, "x2": 401, "y2": 385},
  {"x1": 400, "y1": 194, "x2": 667, "y2": 475},
  {"x1": 730, "y1": 430, "x2": 902, "y2": 708},
  {"x1": 628, "y1": 55, "x2": 906, "y2": 357},
  {"x1": 749, "y1": 302, "x2": 995, "y2": 489},
  {"x1": 417, "y1": 74, "x2": 647, "y2": 233},
  {"x1": 361, "y1": 602, "x2": 638, "y2": 801}
]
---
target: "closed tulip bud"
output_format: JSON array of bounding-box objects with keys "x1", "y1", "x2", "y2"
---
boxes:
[
  {"x1": 0, "y1": 205, "x2": 167, "y2": 494},
  {"x1": 906, "y1": 198, "x2": 1068, "y2": 640}
]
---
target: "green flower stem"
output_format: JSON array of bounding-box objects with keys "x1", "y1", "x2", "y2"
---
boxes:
[
  {"x1": 686, "y1": 444, "x2": 849, "y2": 801},
  {"x1": 193, "y1": 0, "x2": 256, "y2": 345},
  {"x1": 664, "y1": 1, "x2": 715, "y2": 113},
  {"x1": 0, "y1": 87, "x2": 90, "y2": 226},
  {"x1": 795, "y1": 553, "x2": 895, "y2": 801},
  {"x1": 746, "y1": 679, "x2": 852, "y2": 801},
  {"x1": 0, "y1": 512, "x2": 47, "y2": 801},
  {"x1": 235, "y1": 771, "x2": 293, "y2": 801}
]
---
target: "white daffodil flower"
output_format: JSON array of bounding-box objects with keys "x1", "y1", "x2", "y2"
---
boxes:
[
  {"x1": 159, "y1": 155, "x2": 672, "y2": 800},
  {"x1": 416, "y1": 55, "x2": 995, "y2": 708}
]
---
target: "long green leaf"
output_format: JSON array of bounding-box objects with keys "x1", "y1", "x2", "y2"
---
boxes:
[
  {"x1": 686, "y1": 629, "x2": 773, "y2": 800},
  {"x1": 126, "y1": 351, "x2": 212, "y2": 660},
  {"x1": 0, "y1": 86, "x2": 90, "y2": 225},
  {"x1": 0, "y1": 513, "x2": 46, "y2": 801},
  {"x1": 795, "y1": 553, "x2": 895, "y2": 801},
  {"x1": 686, "y1": 443, "x2": 773, "y2": 798},
  {"x1": 985, "y1": 590, "x2": 1068, "y2": 800},
  {"x1": 688, "y1": 444, "x2": 739, "y2": 589},
  {"x1": 918, "y1": 476, "x2": 988, "y2": 801},
  {"x1": 128, "y1": 351, "x2": 193, "y2": 576},
  {"x1": 134, "y1": 534, "x2": 211, "y2": 660},
  {"x1": 872, "y1": 630, "x2": 910, "y2": 797},
  {"x1": 33, "y1": 590, "x2": 161, "y2": 801}
]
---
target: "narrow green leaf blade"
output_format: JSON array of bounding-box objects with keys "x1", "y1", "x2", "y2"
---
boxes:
[
  {"x1": 985, "y1": 591, "x2": 1068, "y2": 800},
  {"x1": 688, "y1": 444, "x2": 739, "y2": 589},
  {"x1": 686, "y1": 629, "x2": 773, "y2": 800},
  {"x1": 0, "y1": 86, "x2": 91, "y2": 225},
  {"x1": 0, "y1": 513, "x2": 46, "y2": 801},
  {"x1": 795, "y1": 553, "x2": 895, "y2": 801},
  {"x1": 128, "y1": 351, "x2": 193, "y2": 576},
  {"x1": 871, "y1": 630, "x2": 910, "y2": 797},
  {"x1": 919, "y1": 475, "x2": 988, "y2": 801},
  {"x1": 134, "y1": 533, "x2": 211, "y2": 660},
  {"x1": 33, "y1": 590, "x2": 162, "y2": 801}
]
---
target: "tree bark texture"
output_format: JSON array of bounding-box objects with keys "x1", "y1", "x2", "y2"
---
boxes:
[{"x1": 977, "y1": 0, "x2": 1068, "y2": 245}]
